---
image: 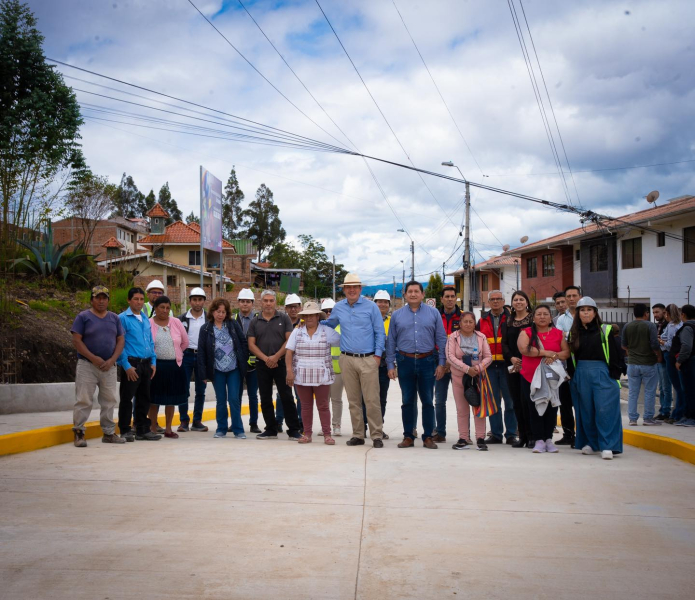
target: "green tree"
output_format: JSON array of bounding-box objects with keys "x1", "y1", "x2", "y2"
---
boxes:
[
  {"x1": 185, "y1": 211, "x2": 199, "y2": 225},
  {"x1": 240, "y1": 184, "x2": 285, "y2": 260},
  {"x1": 0, "y1": 0, "x2": 83, "y2": 246},
  {"x1": 112, "y1": 173, "x2": 144, "y2": 218},
  {"x1": 222, "y1": 166, "x2": 244, "y2": 240},
  {"x1": 137, "y1": 188, "x2": 156, "y2": 217},
  {"x1": 425, "y1": 273, "x2": 444, "y2": 308},
  {"x1": 156, "y1": 182, "x2": 182, "y2": 224}
]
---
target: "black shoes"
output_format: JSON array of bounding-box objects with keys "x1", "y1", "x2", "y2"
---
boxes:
[
  {"x1": 476, "y1": 438, "x2": 488, "y2": 451},
  {"x1": 511, "y1": 438, "x2": 527, "y2": 448},
  {"x1": 506, "y1": 436, "x2": 519, "y2": 445},
  {"x1": 452, "y1": 439, "x2": 468, "y2": 450},
  {"x1": 484, "y1": 435, "x2": 502, "y2": 444},
  {"x1": 373, "y1": 439, "x2": 384, "y2": 448},
  {"x1": 249, "y1": 424, "x2": 261, "y2": 433},
  {"x1": 346, "y1": 437, "x2": 366, "y2": 446}
]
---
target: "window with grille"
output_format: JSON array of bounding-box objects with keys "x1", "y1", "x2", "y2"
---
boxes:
[
  {"x1": 590, "y1": 245, "x2": 608, "y2": 272},
  {"x1": 542, "y1": 254, "x2": 555, "y2": 277},
  {"x1": 189, "y1": 250, "x2": 201, "y2": 266},
  {"x1": 527, "y1": 257, "x2": 537, "y2": 278},
  {"x1": 622, "y1": 238, "x2": 642, "y2": 269}
]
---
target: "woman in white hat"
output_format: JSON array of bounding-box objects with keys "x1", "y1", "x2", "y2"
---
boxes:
[
  {"x1": 567, "y1": 297, "x2": 623, "y2": 459},
  {"x1": 285, "y1": 301, "x2": 341, "y2": 444}
]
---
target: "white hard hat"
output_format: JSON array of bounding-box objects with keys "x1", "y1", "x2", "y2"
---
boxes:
[
  {"x1": 238, "y1": 288, "x2": 255, "y2": 300},
  {"x1": 321, "y1": 298, "x2": 336, "y2": 310},
  {"x1": 374, "y1": 290, "x2": 391, "y2": 302},
  {"x1": 285, "y1": 293, "x2": 301, "y2": 306},
  {"x1": 146, "y1": 279, "x2": 165, "y2": 292},
  {"x1": 188, "y1": 287, "x2": 206, "y2": 299},
  {"x1": 576, "y1": 296, "x2": 598, "y2": 309}
]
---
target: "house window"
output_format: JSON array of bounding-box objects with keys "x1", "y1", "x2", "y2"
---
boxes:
[
  {"x1": 481, "y1": 274, "x2": 489, "y2": 291},
  {"x1": 657, "y1": 232, "x2": 665, "y2": 247},
  {"x1": 189, "y1": 250, "x2": 201, "y2": 266},
  {"x1": 575, "y1": 249, "x2": 580, "y2": 261},
  {"x1": 527, "y1": 257, "x2": 537, "y2": 278},
  {"x1": 589, "y1": 244, "x2": 608, "y2": 272},
  {"x1": 622, "y1": 237, "x2": 642, "y2": 269},
  {"x1": 154, "y1": 248, "x2": 164, "y2": 258},
  {"x1": 167, "y1": 275, "x2": 177, "y2": 287},
  {"x1": 685, "y1": 226, "x2": 695, "y2": 263},
  {"x1": 542, "y1": 254, "x2": 555, "y2": 277},
  {"x1": 154, "y1": 218, "x2": 159, "y2": 225}
]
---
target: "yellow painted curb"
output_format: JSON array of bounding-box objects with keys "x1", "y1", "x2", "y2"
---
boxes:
[
  {"x1": 623, "y1": 429, "x2": 695, "y2": 465},
  {"x1": 0, "y1": 405, "x2": 252, "y2": 457}
]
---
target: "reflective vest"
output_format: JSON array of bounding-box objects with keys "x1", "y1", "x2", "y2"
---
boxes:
[
  {"x1": 571, "y1": 324, "x2": 620, "y2": 386},
  {"x1": 331, "y1": 325, "x2": 341, "y2": 373},
  {"x1": 478, "y1": 311, "x2": 508, "y2": 362},
  {"x1": 236, "y1": 312, "x2": 257, "y2": 368}
]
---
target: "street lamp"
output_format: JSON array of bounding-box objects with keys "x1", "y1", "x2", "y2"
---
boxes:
[
  {"x1": 397, "y1": 229, "x2": 414, "y2": 282},
  {"x1": 442, "y1": 161, "x2": 471, "y2": 311}
]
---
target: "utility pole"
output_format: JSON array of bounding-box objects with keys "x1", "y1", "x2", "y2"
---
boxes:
[
  {"x1": 410, "y1": 240, "x2": 415, "y2": 282},
  {"x1": 401, "y1": 260, "x2": 405, "y2": 304},
  {"x1": 463, "y1": 181, "x2": 471, "y2": 312},
  {"x1": 442, "y1": 262, "x2": 445, "y2": 282},
  {"x1": 332, "y1": 255, "x2": 336, "y2": 301}
]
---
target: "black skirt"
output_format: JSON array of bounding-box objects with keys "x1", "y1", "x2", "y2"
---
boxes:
[{"x1": 150, "y1": 359, "x2": 188, "y2": 406}]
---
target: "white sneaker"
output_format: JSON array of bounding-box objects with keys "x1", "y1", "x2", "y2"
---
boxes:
[
  {"x1": 333, "y1": 427, "x2": 342, "y2": 437},
  {"x1": 581, "y1": 445, "x2": 594, "y2": 455},
  {"x1": 601, "y1": 450, "x2": 613, "y2": 460}
]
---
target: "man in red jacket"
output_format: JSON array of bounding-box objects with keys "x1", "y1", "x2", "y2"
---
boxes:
[
  {"x1": 477, "y1": 290, "x2": 518, "y2": 444},
  {"x1": 432, "y1": 287, "x2": 461, "y2": 442}
]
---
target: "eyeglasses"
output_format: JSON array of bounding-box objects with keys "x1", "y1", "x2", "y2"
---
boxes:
[
  {"x1": 149, "y1": 291, "x2": 163, "y2": 296},
  {"x1": 323, "y1": 309, "x2": 332, "y2": 314},
  {"x1": 489, "y1": 297, "x2": 504, "y2": 302}
]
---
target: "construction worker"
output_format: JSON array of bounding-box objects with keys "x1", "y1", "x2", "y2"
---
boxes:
[
  {"x1": 144, "y1": 280, "x2": 172, "y2": 317},
  {"x1": 236, "y1": 288, "x2": 261, "y2": 433},
  {"x1": 276, "y1": 293, "x2": 303, "y2": 431},
  {"x1": 320, "y1": 298, "x2": 343, "y2": 436},
  {"x1": 373, "y1": 290, "x2": 393, "y2": 438},
  {"x1": 177, "y1": 287, "x2": 208, "y2": 433}
]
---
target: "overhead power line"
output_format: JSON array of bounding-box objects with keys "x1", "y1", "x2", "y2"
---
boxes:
[{"x1": 488, "y1": 158, "x2": 695, "y2": 177}]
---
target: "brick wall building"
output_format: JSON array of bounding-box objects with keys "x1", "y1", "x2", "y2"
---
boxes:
[{"x1": 53, "y1": 216, "x2": 148, "y2": 260}]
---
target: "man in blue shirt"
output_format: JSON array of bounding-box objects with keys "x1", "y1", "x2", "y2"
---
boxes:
[
  {"x1": 387, "y1": 281, "x2": 447, "y2": 449},
  {"x1": 324, "y1": 273, "x2": 385, "y2": 447},
  {"x1": 117, "y1": 287, "x2": 160, "y2": 441}
]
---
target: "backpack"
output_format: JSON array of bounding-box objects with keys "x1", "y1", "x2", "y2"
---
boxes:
[{"x1": 671, "y1": 322, "x2": 695, "y2": 363}]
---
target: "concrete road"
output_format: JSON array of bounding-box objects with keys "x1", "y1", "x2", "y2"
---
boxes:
[{"x1": 1, "y1": 385, "x2": 693, "y2": 600}]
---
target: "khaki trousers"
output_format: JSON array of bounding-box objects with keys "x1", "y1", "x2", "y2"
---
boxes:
[
  {"x1": 73, "y1": 360, "x2": 118, "y2": 435},
  {"x1": 330, "y1": 372, "x2": 343, "y2": 429},
  {"x1": 339, "y1": 354, "x2": 383, "y2": 440}
]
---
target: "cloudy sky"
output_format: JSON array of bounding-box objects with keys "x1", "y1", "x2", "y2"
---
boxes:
[{"x1": 31, "y1": 0, "x2": 695, "y2": 283}]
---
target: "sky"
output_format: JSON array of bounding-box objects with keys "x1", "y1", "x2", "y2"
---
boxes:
[{"x1": 30, "y1": 0, "x2": 695, "y2": 284}]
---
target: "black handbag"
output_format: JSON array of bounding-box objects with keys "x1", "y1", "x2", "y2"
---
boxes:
[{"x1": 463, "y1": 373, "x2": 481, "y2": 407}]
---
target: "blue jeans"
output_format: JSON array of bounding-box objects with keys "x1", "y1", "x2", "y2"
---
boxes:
[
  {"x1": 627, "y1": 363, "x2": 658, "y2": 421},
  {"x1": 665, "y1": 352, "x2": 685, "y2": 421},
  {"x1": 433, "y1": 371, "x2": 451, "y2": 436},
  {"x1": 212, "y1": 368, "x2": 243, "y2": 436},
  {"x1": 240, "y1": 368, "x2": 259, "y2": 425},
  {"x1": 657, "y1": 361, "x2": 672, "y2": 416},
  {"x1": 179, "y1": 350, "x2": 207, "y2": 423},
  {"x1": 397, "y1": 354, "x2": 436, "y2": 440},
  {"x1": 487, "y1": 363, "x2": 518, "y2": 440}
]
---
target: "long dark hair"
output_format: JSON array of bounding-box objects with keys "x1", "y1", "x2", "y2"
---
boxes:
[
  {"x1": 568, "y1": 306, "x2": 603, "y2": 353},
  {"x1": 510, "y1": 290, "x2": 531, "y2": 319},
  {"x1": 527, "y1": 304, "x2": 553, "y2": 352}
]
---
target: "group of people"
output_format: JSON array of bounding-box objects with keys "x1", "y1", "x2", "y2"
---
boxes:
[{"x1": 70, "y1": 275, "x2": 695, "y2": 461}]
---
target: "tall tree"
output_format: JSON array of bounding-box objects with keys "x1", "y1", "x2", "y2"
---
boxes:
[
  {"x1": 222, "y1": 166, "x2": 244, "y2": 240},
  {"x1": 185, "y1": 211, "x2": 199, "y2": 225},
  {"x1": 112, "y1": 173, "x2": 144, "y2": 218},
  {"x1": 425, "y1": 273, "x2": 444, "y2": 308},
  {"x1": 64, "y1": 171, "x2": 117, "y2": 250},
  {"x1": 157, "y1": 182, "x2": 182, "y2": 224},
  {"x1": 137, "y1": 188, "x2": 156, "y2": 217},
  {"x1": 240, "y1": 184, "x2": 285, "y2": 260},
  {"x1": 0, "y1": 0, "x2": 83, "y2": 246}
]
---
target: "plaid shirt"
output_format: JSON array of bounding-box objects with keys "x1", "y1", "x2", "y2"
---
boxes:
[{"x1": 287, "y1": 324, "x2": 340, "y2": 386}]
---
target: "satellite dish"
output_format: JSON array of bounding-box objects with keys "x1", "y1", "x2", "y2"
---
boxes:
[
  {"x1": 502, "y1": 244, "x2": 510, "y2": 252},
  {"x1": 520, "y1": 236, "x2": 529, "y2": 244},
  {"x1": 646, "y1": 190, "x2": 660, "y2": 204}
]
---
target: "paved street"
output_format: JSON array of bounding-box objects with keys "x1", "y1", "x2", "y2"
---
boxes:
[{"x1": 1, "y1": 383, "x2": 693, "y2": 600}]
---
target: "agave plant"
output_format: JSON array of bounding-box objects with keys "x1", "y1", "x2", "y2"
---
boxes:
[{"x1": 12, "y1": 221, "x2": 92, "y2": 283}]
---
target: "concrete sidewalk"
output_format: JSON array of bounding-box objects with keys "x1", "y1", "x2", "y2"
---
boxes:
[{"x1": 1, "y1": 388, "x2": 693, "y2": 600}]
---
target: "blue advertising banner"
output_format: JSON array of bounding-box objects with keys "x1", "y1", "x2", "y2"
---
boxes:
[{"x1": 200, "y1": 166, "x2": 222, "y2": 253}]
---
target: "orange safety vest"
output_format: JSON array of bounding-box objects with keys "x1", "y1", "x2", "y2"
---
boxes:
[{"x1": 478, "y1": 311, "x2": 507, "y2": 362}]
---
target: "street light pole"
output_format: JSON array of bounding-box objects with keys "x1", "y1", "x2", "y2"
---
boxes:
[
  {"x1": 400, "y1": 260, "x2": 405, "y2": 303},
  {"x1": 410, "y1": 240, "x2": 415, "y2": 282},
  {"x1": 442, "y1": 161, "x2": 471, "y2": 311}
]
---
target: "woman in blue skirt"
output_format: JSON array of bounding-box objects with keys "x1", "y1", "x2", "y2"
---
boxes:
[{"x1": 568, "y1": 297, "x2": 623, "y2": 460}]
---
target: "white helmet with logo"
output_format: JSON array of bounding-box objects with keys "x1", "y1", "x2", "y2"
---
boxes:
[
  {"x1": 188, "y1": 287, "x2": 206, "y2": 299},
  {"x1": 374, "y1": 290, "x2": 391, "y2": 302},
  {"x1": 321, "y1": 298, "x2": 336, "y2": 310},
  {"x1": 285, "y1": 293, "x2": 302, "y2": 306},
  {"x1": 146, "y1": 279, "x2": 165, "y2": 292},
  {"x1": 238, "y1": 288, "x2": 255, "y2": 300}
]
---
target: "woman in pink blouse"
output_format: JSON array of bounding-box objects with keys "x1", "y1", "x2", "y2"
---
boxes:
[
  {"x1": 446, "y1": 312, "x2": 492, "y2": 451},
  {"x1": 148, "y1": 296, "x2": 189, "y2": 438}
]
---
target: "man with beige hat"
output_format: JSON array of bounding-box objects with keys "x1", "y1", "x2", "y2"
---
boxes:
[{"x1": 323, "y1": 273, "x2": 385, "y2": 447}]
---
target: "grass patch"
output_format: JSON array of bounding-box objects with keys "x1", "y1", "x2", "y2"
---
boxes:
[{"x1": 29, "y1": 300, "x2": 50, "y2": 312}]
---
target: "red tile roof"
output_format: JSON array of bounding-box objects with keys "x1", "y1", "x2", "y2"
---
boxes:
[
  {"x1": 506, "y1": 195, "x2": 695, "y2": 255},
  {"x1": 138, "y1": 220, "x2": 234, "y2": 249},
  {"x1": 146, "y1": 202, "x2": 170, "y2": 218},
  {"x1": 475, "y1": 255, "x2": 520, "y2": 270},
  {"x1": 102, "y1": 236, "x2": 124, "y2": 249}
]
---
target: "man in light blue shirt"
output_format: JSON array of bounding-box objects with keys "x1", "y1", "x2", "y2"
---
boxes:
[
  {"x1": 117, "y1": 287, "x2": 160, "y2": 441},
  {"x1": 323, "y1": 273, "x2": 385, "y2": 447},
  {"x1": 386, "y1": 281, "x2": 447, "y2": 449}
]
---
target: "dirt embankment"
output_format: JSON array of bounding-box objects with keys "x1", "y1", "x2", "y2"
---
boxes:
[{"x1": 2, "y1": 283, "x2": 85, "y2": 383}]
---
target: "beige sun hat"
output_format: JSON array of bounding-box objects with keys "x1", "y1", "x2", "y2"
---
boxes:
[
  {"x1": 340, "y1": 273, "x2": 362, "y2": 287},
  {"x1": 297, "y1": 301, "x2": 327, "y2": 320}
]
